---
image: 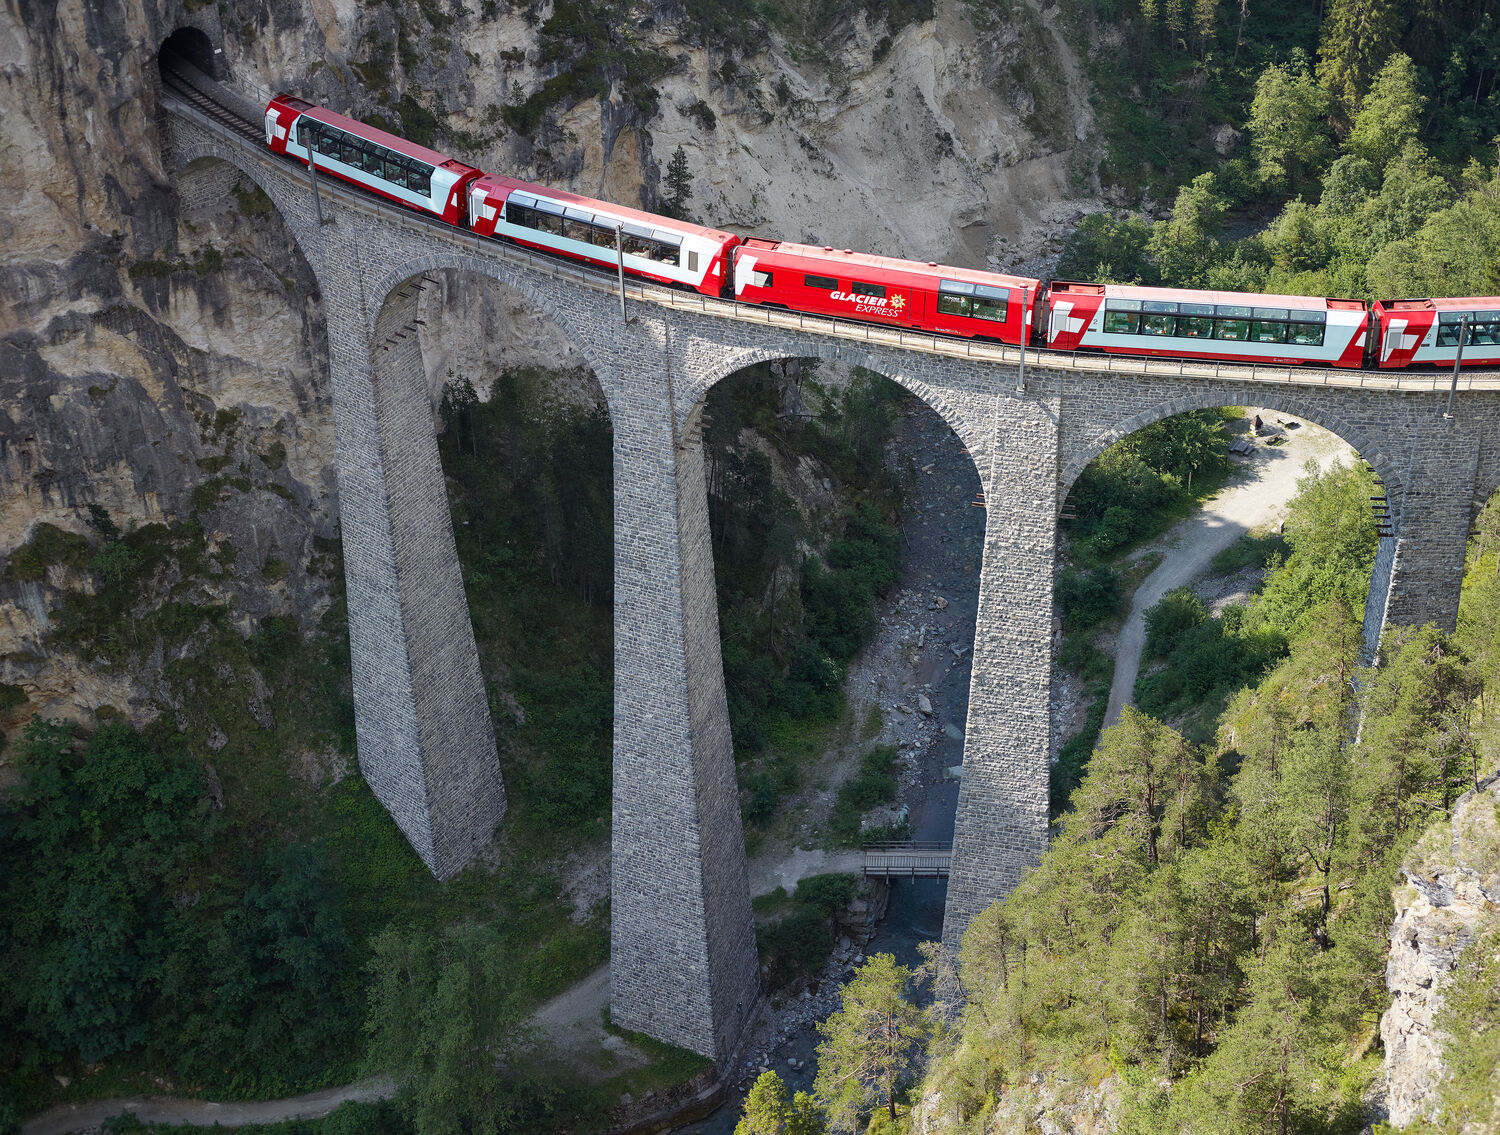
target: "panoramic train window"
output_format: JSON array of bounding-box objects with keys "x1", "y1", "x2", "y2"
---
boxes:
[
  {"x1": 1437, "y1": 311, "x2": 1500, "y2": 346},
  {"x1": 805, "y1": 274, "x2": 838, "y2": 290},
  {"x1": 972, "y1": 284, "x2": 1009, "y2": 321},
  {"x1": 852, "y1": 282, "x2": 886, "y2": 298},
  {"x1": 1177, "y1": 303, "x2": 1214, "y2": 338},
  {"x1": 939, "y1": 280, "x2": 1008, "y2": 321},
  {"x1": 1095, "y1": 297, "x2": 1326, "y2": 345},
  {"x1": 563, "y1": 208, "x2": 593, "y2": 242},
  {"x1": 937, "y1": 280, "x2": 972, "y2": 317},
  {"x1": 299, "y1": 120, "x2": 433, "y2": 194}
]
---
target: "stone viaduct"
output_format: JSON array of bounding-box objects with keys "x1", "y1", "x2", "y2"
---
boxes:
[{"x1": 157, "y1": 62, "x2": 1500, "y2": 1064}]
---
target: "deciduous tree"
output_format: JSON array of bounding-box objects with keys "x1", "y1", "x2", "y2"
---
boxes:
[
  {"x1": 1347, "y1": 53, "x2": 1425, "y2": 171},
  {"x1": 1247, "y1": 62, "x2": 1331, "y2": 193}
]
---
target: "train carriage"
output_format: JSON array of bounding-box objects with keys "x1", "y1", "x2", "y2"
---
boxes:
[
  {"x1": 1046, "y1": 282, "x2": 1369, "y2": 368},
  {"x1": 264, "y1": 96, "x2": 481, "y2": 224},
  {"x1": 731, "y1": 240, "x2": 1038, "y2": 346},
  {"x1": 1371, "y1": 297, "x2": 1500, "y2": 369},
  {"x1": 467, "y1": 175, "x2": 739, "y2": 297}
]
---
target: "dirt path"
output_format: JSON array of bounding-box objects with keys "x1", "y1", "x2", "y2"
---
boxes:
[
  {"x1": 20, "y1": 1079, "x2": 394, "y2": 1135},
  {"x1": 1102, "y1": 414, "x2": 1354, "y2": 731}
]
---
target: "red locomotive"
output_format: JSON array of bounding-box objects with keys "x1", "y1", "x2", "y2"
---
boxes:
[{"x1": 261, "y1": 95, "x2": 1498, "y2": 374}]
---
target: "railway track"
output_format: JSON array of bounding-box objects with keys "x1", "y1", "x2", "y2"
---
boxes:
[{"x1": 161, "y1": 64, "x2": 263, "y2": 142}]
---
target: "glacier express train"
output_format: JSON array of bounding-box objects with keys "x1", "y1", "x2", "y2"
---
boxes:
[{"x1": 263, "y1": 94, "x2": 1500, "y2": 371}]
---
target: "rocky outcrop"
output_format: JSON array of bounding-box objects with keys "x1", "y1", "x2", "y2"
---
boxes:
[
  {"x1": 910, "y1": 1067, "x2": 1123, "y2": 1135},
  {"x1": 1380, "y1": 773, "x2": 1500, "y2": 1127}
]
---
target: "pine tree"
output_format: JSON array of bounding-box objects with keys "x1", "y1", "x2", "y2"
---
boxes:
[
  {"x1": 737, "y1": 1071, "x2": 793, "y2": 1135},
  {"x1": 362, "y1": 923, "x2": 529, "y2": 1135},
  {"x1": 813, "y1": 954, "x2": 930, "y2": 1132},
  {"x1": 664, "y1": 144, "x2": 694, "y2": 220},
  {"x1": 1317, "y1": 0, "x2": 1404, "y2": 125},
  {"x1": 735, "y1": 1071, "x2": 822, "y2": 1135}
]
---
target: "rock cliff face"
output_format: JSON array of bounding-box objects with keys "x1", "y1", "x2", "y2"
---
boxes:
[
  {"x1": 216, "y1": 0, "x2": 1095, "y2": 266},
  {"x1": 0, "y1": 0, "x2": 1093, "y2": 746},
  {"x1": 0, "y1": 0, "x2": 339, "y2": 747},
  {"x1": 1380, "y1": 774, "x2": 1500, "y2": 1127}
]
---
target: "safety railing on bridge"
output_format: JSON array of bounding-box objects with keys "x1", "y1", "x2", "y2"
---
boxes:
[
  {"x1": 863, "y1": 841, "x2": 953, "y2": 879},
  {"x1": 159, "y1": 88, "x2": 1500, "y2": 396}
]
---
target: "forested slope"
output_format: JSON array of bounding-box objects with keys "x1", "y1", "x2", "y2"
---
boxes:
[
  {"x1": 1062, "y1": 2, "x2": 1500, "y2": 297},
  {"x1": 925, "y1": 474, "x2": 1500, "y2": 1135}
]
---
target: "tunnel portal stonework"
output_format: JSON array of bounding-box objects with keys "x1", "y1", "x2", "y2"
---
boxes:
[{"x1": 163, "y1": 98, "x2": 1500, "y2": 1063}]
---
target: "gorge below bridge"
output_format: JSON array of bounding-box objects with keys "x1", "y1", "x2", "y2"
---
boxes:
[{"x1": 156, "y1": 34, "x2": 1500, "y2": 1066}]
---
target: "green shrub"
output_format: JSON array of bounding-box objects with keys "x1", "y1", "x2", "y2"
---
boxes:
[
  {"x1": 829, "y1": 746, "x2": 900, "y2": 846},
  {"x1": 1056, "y1": 566, "x2": 1122, "y2": 630},
  {"x1": 1144, "y1": 588, "x2": 1208, "y2": 657},
  {"x1": 756, "y1": 872, "x2": 861, "y2": 989},
  {"x1": 6, "y1": 523, "x2": 92, "y2": 580}
]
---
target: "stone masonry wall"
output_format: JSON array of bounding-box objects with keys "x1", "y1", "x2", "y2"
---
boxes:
[{"x1": 596, "y1": 323, "x2": 760, "y2": 1062}]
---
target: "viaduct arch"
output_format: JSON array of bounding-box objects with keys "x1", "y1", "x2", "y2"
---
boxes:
[{"x1": 157, "y1": 78, "x2": 1500, "y2": 1064}]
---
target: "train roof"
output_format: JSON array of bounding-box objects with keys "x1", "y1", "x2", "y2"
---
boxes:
[
  {"x1": 472, "y1": 174, "x2": 739, "y2": 243},
  {"x1": 1052, "y1": 280, "x2": 1365, "y2": 311},
  {"x1": 270, "y1": 96, "x2": 475, "y2": 172},
  {"x1": 743, "y1": 239, "x2": 1039, "y2": 291},
  {"x1": 1374, "y1": 296, "x2": 1500, "y2": 312}
]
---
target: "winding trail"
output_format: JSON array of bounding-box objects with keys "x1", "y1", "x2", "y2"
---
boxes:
[
  {"x1": 20, "y1": 1079, "x2": 394, "y2": 1135},
  {"x1": 1102, "y1": 415, "x2": 1354, "y2": 731}
]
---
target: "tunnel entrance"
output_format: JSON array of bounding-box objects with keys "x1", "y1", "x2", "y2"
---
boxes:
[{"x1": 159, "y1": 27, "x2": 220, "y2": 83}]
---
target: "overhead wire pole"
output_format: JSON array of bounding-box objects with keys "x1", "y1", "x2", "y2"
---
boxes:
[
  {"x1": 1445, "y1": 313, "x2": 1470, "y2": 419},
  {"x1": 1015, "y1": 284, "x2": 1030, "y2": 394},
  {"x1": 306, "y1": 127, "x2": 327, "y2": 225},
  {"x1": 614, "y1": 223, "x2": 629, "y2": 324}
]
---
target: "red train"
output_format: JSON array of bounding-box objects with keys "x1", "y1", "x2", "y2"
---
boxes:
[{"x1": 263, "y1": 94, "x2": 1500, "y2": 372}]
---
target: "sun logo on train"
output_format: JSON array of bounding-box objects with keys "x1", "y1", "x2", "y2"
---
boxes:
[{"x1": 891, "y1": 293, "x2": 906, "y2": 312}]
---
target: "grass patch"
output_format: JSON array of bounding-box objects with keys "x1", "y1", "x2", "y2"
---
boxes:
[
  {"x1": 1209, "y1": 531, "x2": 1286, "y2": 575},
  {"x1": 827, "y1": 745, "x2": 900, "y2": 847}
]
